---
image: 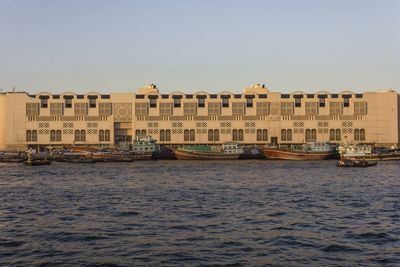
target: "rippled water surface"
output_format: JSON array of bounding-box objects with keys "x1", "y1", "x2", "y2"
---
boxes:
[{"x1": 1, "y1": 160, "x2": 400, "y2": 266}]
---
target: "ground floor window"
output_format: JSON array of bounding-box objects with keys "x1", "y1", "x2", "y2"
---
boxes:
[
  {"x1": 232, "y1": 129, "x2": 244, "y2": 141},
  {"x1": 75, "y1": 130, "x2": 86, "y2": 142},
  {"x1": 281, "y1": 129, "x2": 292, "y2": 141}
]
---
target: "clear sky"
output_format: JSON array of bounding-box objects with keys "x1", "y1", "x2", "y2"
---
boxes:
[{"x1": 0, "y1": 0, "x2": 399, "y2": 93}]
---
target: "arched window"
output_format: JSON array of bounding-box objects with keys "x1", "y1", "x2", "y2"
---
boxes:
[
  {"x1": 105, "y1": 130, "x2": 110, "y2": 141},
  {"x1": 160, "y1": 129, "x2": 165, "y2": 141},
  {"x1": 281, "y1": 129, "x2": 287, "y2": 141},
  {"x1": 354, "y1": 129, "x2": 359, "y2": 141},
  {"x1": 233, "y1": 129, "x2": 238, "y2": 141},
  {"x1": 26, "y1": 130, "x2": 32, "y2": 142},
  {"x1": 214, "y1": 130, "x2": 219, "y2": 141},
  {"x1": 262, "y1": 129, "x2": 268, "y2": 141},
  {"x1": 360, "y1": 129, "x2": 365, "y2": 141},
  {"x1": 311, "y1": 129, "x2": 316, "y2": 142},
  {"x1": 329, "y1": 129, "x2": 335, "y2": 141},
  {"x1": 238, "y1": 129, "x2": 244, "y2": 141},
  {"x1": 189, "y1": 129, "x2": 195, "y2": 141},
  {"x1": 165, "y1": 129, "x2": 171, "y2": 141},
  {"x1": 56, "y1": 130, "x2": 62, "y2": 141},
  {"x1": 50, "y1": 130, "x2": 56, "y2": 142},
  {"x1": 287, "y1": 129, "x2": 292, "y2": 141},
  {"x1": 141, "y1": 129, "x2": 147, "y2": 137},
  {"x1": 257, "y1": 129, "x2": 262, "y2": 141},
  {"x1": 99, "y1": 130, "x2": 105, "y2": 141},
  {"x1": 80, "y1": 130, "x2": 86, "y2": 142},
  {"x1": 184, "y1": 129, "x2": 190, "y2": 141},
  {"x1": 75, "y1": 130, "x2": 80, "y2": 141},
  {"x1": 335, "y1": 129, "x2": 341, "y2": 141},
  {"x1": 32, "y1": 130, "x2": 37, "y2": 142},
  {"x1": 208, "y1": 129, "x2": 214, "y2": 141}
]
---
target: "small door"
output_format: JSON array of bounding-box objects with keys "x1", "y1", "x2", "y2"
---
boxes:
[{"x1": 271, "y1": 137, "x2": 278, "y2": 145}]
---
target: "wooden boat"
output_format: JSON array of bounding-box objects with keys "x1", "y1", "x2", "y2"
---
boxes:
[
  {"x1": 0, "y1": 152, "x2": 24, "y2": 163},
  {"x1": 263, "y1": 142, "x2": 335, "y2": 160},
  {"x1": 64, "y1": 157, "x2": 96, "y2": 163},
  {"x1": 336, "y1": 159, "x2": 377, "y2": 167},
  {"x1": 174, "y1": 143, "x2": 243, "y2": 160}
]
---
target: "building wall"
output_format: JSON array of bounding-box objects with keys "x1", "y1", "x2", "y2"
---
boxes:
[{"x1": 0, "y1": 85, "x2": 399, "y2": 151}]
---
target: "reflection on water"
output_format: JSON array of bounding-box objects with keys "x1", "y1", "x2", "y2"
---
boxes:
[{"x1": 1, "y1": 160, "x2": 400, "y2": 266}]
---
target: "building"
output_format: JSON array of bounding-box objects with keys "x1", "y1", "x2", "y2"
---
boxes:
[{"x1": 0, "y1": 84, "x2": 399, "y2": 151}]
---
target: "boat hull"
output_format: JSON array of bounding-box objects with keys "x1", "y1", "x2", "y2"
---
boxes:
[
  {"x1": 342, "y1": 153, "x2": 400, "y2": 161},
  {"x1": 23, "y1": 160, "x2": 52, "y2": 166},
  {"x1": 174, "y1": 150, "x2": 240, "y2": 160},
  {"x1": 263, "y1": 148, "x2": 333, "y2": 160}
]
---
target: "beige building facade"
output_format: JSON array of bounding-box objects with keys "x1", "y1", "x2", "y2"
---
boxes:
[{"x1": 0, "y1": 84, "x2": 399, "y2": 151}]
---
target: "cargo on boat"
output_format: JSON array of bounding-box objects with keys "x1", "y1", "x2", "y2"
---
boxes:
[
  {"x1": 174, "y1": 142, "x2": 243, "y2": 160},
  {"x1": 263, "y1": 142, "x2": 335, "y2": 160}
]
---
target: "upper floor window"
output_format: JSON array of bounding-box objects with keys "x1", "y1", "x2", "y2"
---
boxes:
[
  {"x1": 50, "y1": 103, "x2": 63, "y2": 116},
  {"x1": 232, "y1": 102, "x2": 245, "y2": 115},
  {"x1": 74, "y1": 103, "x2": 88, "y2": 116},
  {"x1": 222, "y1": 98, "x2": 229, "y2": 108},
  {"x1": 246, "y1": 97, "x2": 253, "y2": 108},
  {"x1": 40, "y1": 98, "x2": 48, "y2": 108},
  {"x1": 305, "y1": 102, "x2": 318, "y2": 115},
  {"x1": 329, "y1": 102, "x2": 343, "y2": 115},
  {"x1": 198, "y1": 98, "x2": 205, "y2": 108},
  {"x1": 256, "y1": 102, "x2": 269, "y2": 115},
  {"x1": 99, "y1": 103, "x2": 112, "y2": 115},
  {"x1": 149, "y1": 98, "x2": 157, "y2": 108},
  {"x1": 26, "y1": 103, "x2": 39, "y2": 116},
  {"x1": 208, "y1": 102, "x2": 221, "y2": 115},
  {"x1": 173, "y1": 97, "x2": 181, "y2": 108},
  {"x1": 354, "y1": 102, "x2": 367, "y2": 115},
  {"x1": 183, "y1": 102, "x2": 196, "y2": 115},
  {"x1": 280, "y1": 102, "x2": 294, "y2": 115},
  {"x1": 159, "y1": 102, "x2": 172, "y2": 115},
  {"x1": 135, "y1": 103, "x2": 148, "y2": 115}
]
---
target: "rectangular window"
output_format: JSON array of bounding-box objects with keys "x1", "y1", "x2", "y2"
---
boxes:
[
  {"x1": 159, "y1": 102, "x2": 172, "y2": 115},
  {"x1": 305, "y1": 102, "x2": 318, "y2": 115},
  {"x1": 183, "y1": 102, "x2": 196, "y2": 115},
  {"x1": 173, "y1": 98, "x2": 181, "y2": 108},
  {"x1": 208, "y1": 102, "x2": 221, "y2": 115},
  {"x1": 149, "y1": 98, "x2": 157, "y2": 108},
  {"x1": 354, "y1": 102, "x2": 367, "y2": 115},
  {"x1": 295, "y1": 98, "x2": 301, "y2": 108},
  {"x1": 50, "y1": 103, "x2": 63, "y2": 116},
  {"x1": 256, "y1": 102, "x2": 269, "y2": 115},
  {"x1": 89, "y1": 98, "x2": 96, "y2": 108},
  {"x1": 343, "y1": 98, "x2": 350, "y2": 108},
  {"x1": 135, "y1": 103, "x2": 148, "y2": 115},
  {"x1": 329, "y1": 102, "x2": 343, "y2": 115},
  {"x1": 26, "y1": 103, "x2": 39, "y2": 116},
  {"x1": 232, "y1": 102, "x2": 245, "y2": 115},
  {"x1": 319, "y1": 97, "x2": 326, "y2": 107},
  {"x1": 65, "y1": 98, "x2": 72, "y2": 108},
  {"x1": 99, "y1": 103, "x2": 112, "y2": 115},
  {"x1": 222, "y1": 98, "x2": 229, "y2": 108},
  {"x1": 74, "y1": 103, "x2": 88, "y2": 116},
  {"x1": 198, "y1": 98, "x2": 205, "y2": 108},
  {"x1": 40, "y1": 98, "x2": 48, "y2": 108},
  {"x1": 280, "y1": 102, "x2": 294, "y2": 115},
  {"x1": 246, "y1": 98, "x2": 253, "y2": 108}
]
